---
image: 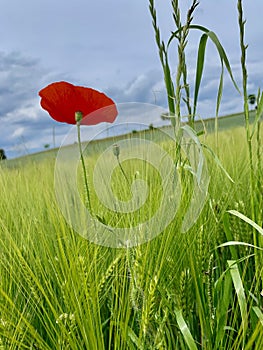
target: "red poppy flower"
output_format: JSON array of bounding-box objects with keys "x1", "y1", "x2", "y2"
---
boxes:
[{"x1": 39, "y1": 81, "x2": 118, "y2": 125}]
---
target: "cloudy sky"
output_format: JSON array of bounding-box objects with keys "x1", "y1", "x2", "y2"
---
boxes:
[{"x1": 0, "y1": 0, "x2": 262, "y2": 158}]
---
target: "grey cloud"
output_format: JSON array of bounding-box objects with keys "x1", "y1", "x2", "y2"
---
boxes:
[
  {"x1": 106, "y1": 69, "x2": 167, "y2": 106},
  {"x1": 0, "y1": 51, "x2": 55, "y2": 157},
  {"x1": 0, "y1": 51, "x2": 44, "y2": 116}
]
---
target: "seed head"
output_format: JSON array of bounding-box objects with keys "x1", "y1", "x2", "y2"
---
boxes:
[{"x1": 113, "y1": 144, "x2": 120, "y2": 157}]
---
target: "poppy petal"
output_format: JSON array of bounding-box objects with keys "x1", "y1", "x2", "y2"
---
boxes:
[{"x1": 39, "y1": 81, "x2": 118, "y2": 125}]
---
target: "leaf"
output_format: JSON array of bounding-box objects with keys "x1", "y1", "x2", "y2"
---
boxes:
[
  {"x1": 190, "y1": 26, "x2": 240, "y2": 94},
  {"x1": 252, "y1": 306, "x2": 263, "y2": 327},
  {"x1": 175, "y1": 309, "x2": 198, "y2": 350},
  {"x1": 227, "y1": 260, "x2": 248, "y2": 342},
  {"x1": 216, "y1": 63, "x2": 224, "y2": 117},
  {"x1": 164, "y1": 57, "x2": 176, "y2": 119},
  {"x1": 127, "y1": 326, "x2": 144, "y2": 350},
  {"x1": 214, "y1": 268, "x2": 232, "y2": 348},
  {"x1": 201, "y1": 143, "x2": 234, "y2": 183},
  {"x1": 218, "y1": 241, "x2": 263, "y2": 251},
  {"x1": 167, "y1": 25, "x2": 239, "y2": 124},
  {"x1": 193, "y1": 33, "x2": 208, "y2": 117},
  {"x1": 228, "y1": 210, "x2": 263, "y2": 236}
]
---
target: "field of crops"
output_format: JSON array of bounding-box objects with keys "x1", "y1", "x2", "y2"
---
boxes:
[{"x1": 0, "y1": 116, "x2": 262, "y2": 349}]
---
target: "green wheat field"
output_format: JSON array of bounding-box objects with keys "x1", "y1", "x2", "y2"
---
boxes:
[{"x1": 0, "y1": 113, "x2": 262, "y2": 350}]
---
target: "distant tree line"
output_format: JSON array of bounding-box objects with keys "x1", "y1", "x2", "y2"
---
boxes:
[{"x1": 0, "y1": 149, "x2": 7, "y2": 160}]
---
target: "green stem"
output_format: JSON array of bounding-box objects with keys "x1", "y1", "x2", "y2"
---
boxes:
[
  {"x1": 76, "y1": 121, "x2": 93, "y2": 215},
  {"x1": 116, "y1": 155, "x2": 130, "y2": 186},
  {"x1": 238, "y1": 0, "x2": 259, "y2": 281}
]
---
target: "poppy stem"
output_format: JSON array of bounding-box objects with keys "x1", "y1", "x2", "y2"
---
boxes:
[
  {"x1": 76, "y1": 121, "x2": 93, "y2": 215},
  {"x1": 117, "y1": 155, "x2": 130, "y2": 186}
]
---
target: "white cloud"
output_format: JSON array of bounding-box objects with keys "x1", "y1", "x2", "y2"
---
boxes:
[{"x1": 11, "y1": 127, "x2": 25, "y2": 138}]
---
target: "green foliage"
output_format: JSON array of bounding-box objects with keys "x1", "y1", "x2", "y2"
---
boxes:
[
  {"x1": 149, "y1": 0, "x2": 239, "y2": 127},
  {"x1": 0, "y1": 122, "x2": 262, "y2": 349}
]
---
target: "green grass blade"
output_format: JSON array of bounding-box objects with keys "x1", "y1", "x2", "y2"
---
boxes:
[
  {"x1": 218, "y1": 241, "x2": 263, "y2": 251},
  {"x1": 175, "y1": 309, "x2": 198, "y2": 350},
  {"x1": 227, "y1": 260, "x2": 248, "y2": 343},
  {"x1": 244, "y1": 323, "x2": 263, "y2": 350},
  {"x1": 215, "y1": 62, "x2": 224, "y2": 145},
  {"x1": 253, "y1": 306, "x2": 263, "y2": 327},
  {"x1": 214, "y1": 269, "x2": 232, "y2": 348},
  {"x1": 164, "y1": 52, "x2": 176, "y2": 119},
  {"x1": 228, "y1": 210, "x2": 263, "y2": 236},
  {"x1": 193, "y1": 33, "x2": 208, "y2": 117},
  {"x1": 189, "y1": 25, "x2": 240, "y2": 94},
  {"x1": 216, "y1": 62, "x2": 224, "y2": 118},
  {"x1": 201, "y1": 143, "x2": 234, "y2": 183},
  {"x1": 169, "y1": 25, "x2": 240, "y2": 94},
  {"x1": 127, "y1": 326, "x2": 144, "y2": 350}
]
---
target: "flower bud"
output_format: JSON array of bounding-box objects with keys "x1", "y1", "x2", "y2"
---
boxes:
[{"x1": 113, "y1": 144, "x2": 120, "y2": 157}]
